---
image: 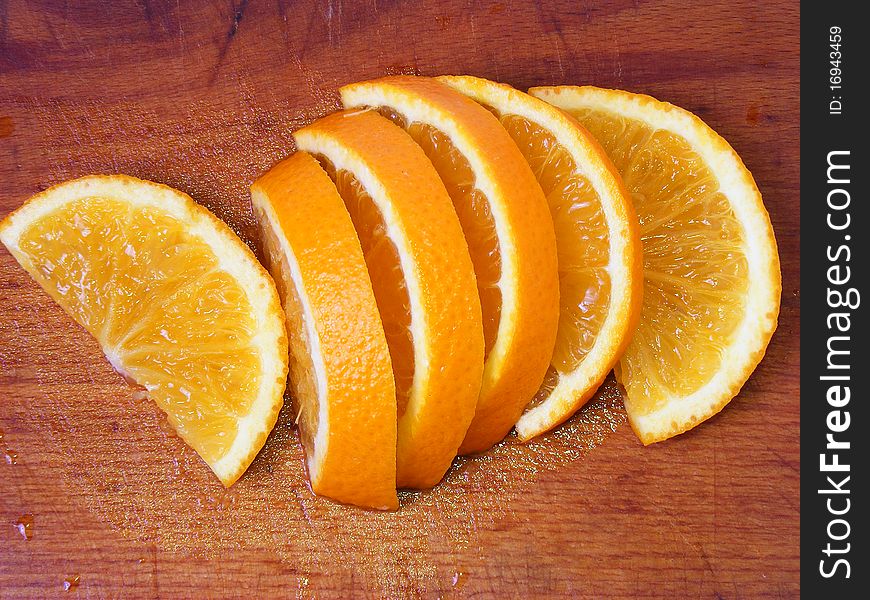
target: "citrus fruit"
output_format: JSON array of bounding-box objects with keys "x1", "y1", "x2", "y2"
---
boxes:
[
  {"x1": 293, "y1": 109, "x2": 484, "y2": 488},
  {"x1": 439, "y1": 75, "x2": 643, "y2": 441},
  {"x1": 0, "y1": 175, "x2": 289, "y2": 485},
  {"x1": 531, "y1": 86, "x2": 781, "y2": 444},
  {"x1": 252, "y1": 152, "x2": 398, "y2": 509},
  {"x1": 340, "y1": 75, "x2": 560, "y2": 454}
]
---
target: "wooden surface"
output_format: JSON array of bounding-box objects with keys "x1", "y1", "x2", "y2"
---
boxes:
[{"x1": 0, "y1": 1, "x2": 799, "y2": 598}]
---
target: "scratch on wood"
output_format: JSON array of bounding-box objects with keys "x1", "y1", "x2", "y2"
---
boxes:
[
  {"x1": 613, "y1": 36, "x2": 623, "y2": 85},
  {"x1": 133, "y1": 0, "x2": 159, "y2": 37},
  {"x1": 769, "y1": 449, "x2": 799, "y2": 475},
  {"x1": 276, "y1": 0, "x2": 291, "y2": 47},
  {"x1": 229, "y1": 0, "x2": 249, "y2": 38},
  {"x1": 210, "y1": 0, "x2": 250, "y2": 85},
  {"x1": 532, "y1": 0, "x2": 572, "y2": 80},
  {"x1": 41, "y1": 12, "x2": 67, "y2": 51},
  {"x1": 176, "y1": 0, "x2": 186, "y2": 55},
  {"x1": 324, "y1": 0, "x2": 342, "y2": 46}
]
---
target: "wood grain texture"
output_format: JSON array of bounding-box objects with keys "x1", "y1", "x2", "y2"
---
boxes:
[{"x1": 0, "y1": 0, "x2": 799, "y2": 598}]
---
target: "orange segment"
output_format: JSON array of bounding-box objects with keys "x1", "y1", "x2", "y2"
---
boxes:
[
  {"x1": 0, "y1": 175, "x2": 289, "y2": 485},
  {"x1": 341, "y1": 76, "x2": 560, "y2": 454},
  {"x1": 439, "y1": 75, "x2": 642, "y2": 441},
  {"x1": 532, "y1": 86, "x2": 781, "y2": 444},
  {"x1": 252, "y1": 152, "x2": 398, "y2": 510},
  {"x1": 294, "y1": 109, "x2": 484, "y2": 488}
]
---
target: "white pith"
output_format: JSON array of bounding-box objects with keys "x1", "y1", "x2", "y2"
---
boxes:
[{"x1": 250, "y1": 187, "x2": 329, "y2": 483}]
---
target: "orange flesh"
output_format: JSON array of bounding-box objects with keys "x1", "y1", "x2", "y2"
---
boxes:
[
  {"x1": 567, "y1": 109, "x2": 749, "y2": 413},
  {"x1": 255, "y1": 205, "x2": 319, "y2": 450},
  {"x1": 377, "y1": 108, "x2": 502, "y2": 359},
  {"x1": 17, "y1": 197, "x2": 264, "y2": 462},
  {"x1": 314, "y1": 155, "x2": 415, "y2": 419},
  {"x1": 494, "y1": 114, "x2": 611, "y2": 410}
]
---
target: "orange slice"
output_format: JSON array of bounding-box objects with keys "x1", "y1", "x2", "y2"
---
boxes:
[
  {"x1": 0, "y1": 175, "x2": 288, "y2": 485},
  {"x1": 293, "y1": 110, "x2": 484, "y2": 488},
  {"x1": 531, "y1": 86, "x2": 781, "y2": 443},
  {"x1": 340, "y1": 75, "x2": 560, "y2": 454},
  {"x1": 251, "y1": 152, "x2": 398, "y2": 509},
  {"x1": 439, "y1": 75, "x2": 643, "y2": 441}
]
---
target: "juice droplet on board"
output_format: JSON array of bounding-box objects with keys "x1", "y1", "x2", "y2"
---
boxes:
[
  {"x1": 2, "y1": 429, "x2": 20, "y2": 465},
  {"x1": 15, "y1": 514, "x2": 34, "y2": 540},
  {"x1": 451, "y1": 570, "x2": 468, "y2": 589},
  {"x1": 63, "y1": 574, "x2": 80, "y2": 592}
]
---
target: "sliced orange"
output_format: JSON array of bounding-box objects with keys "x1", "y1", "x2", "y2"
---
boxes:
[
  {"x1": 531, "y1": 86, "x2": 781, "y2": 444},
  {"x1": 293, "y1": 110, "x2": 484, "y2": 488},
  {"x1": 340, "y1": 75, "x2": 560, "y2": 454},
  {"x1": 439, "y1": 75, "x2": 643, "y2": 441},
  {"x1": 251, "y1": 152, "x2": 398, "y2": 510},
  {"x1": 0, "y1": 175, "x2": 288, "y2": 485}
]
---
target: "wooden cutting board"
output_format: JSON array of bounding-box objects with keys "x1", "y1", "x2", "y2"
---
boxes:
[{"x1": 0, "y1": 1, "x2": 799, "y2": 597}]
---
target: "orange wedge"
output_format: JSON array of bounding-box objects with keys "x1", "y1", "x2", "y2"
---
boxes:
[
  {"x1": 251, "y1": 152, "x2": 398, "y2": 509},
  {"x1": 0, "y1": 175, "x2": 288, "y2": 486},
  {"x1": 531, "y1": 86, "x2": 781, "y2": 444},
  {"x1": 439, "y1": 75, "x2": 643, "y2": 441},
  {"x1": 340, "y1": 75, "x2": 560, "y2": 454},
  {"x1": 293, "y1": 110, "x2": 484, "y2": 488}
]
